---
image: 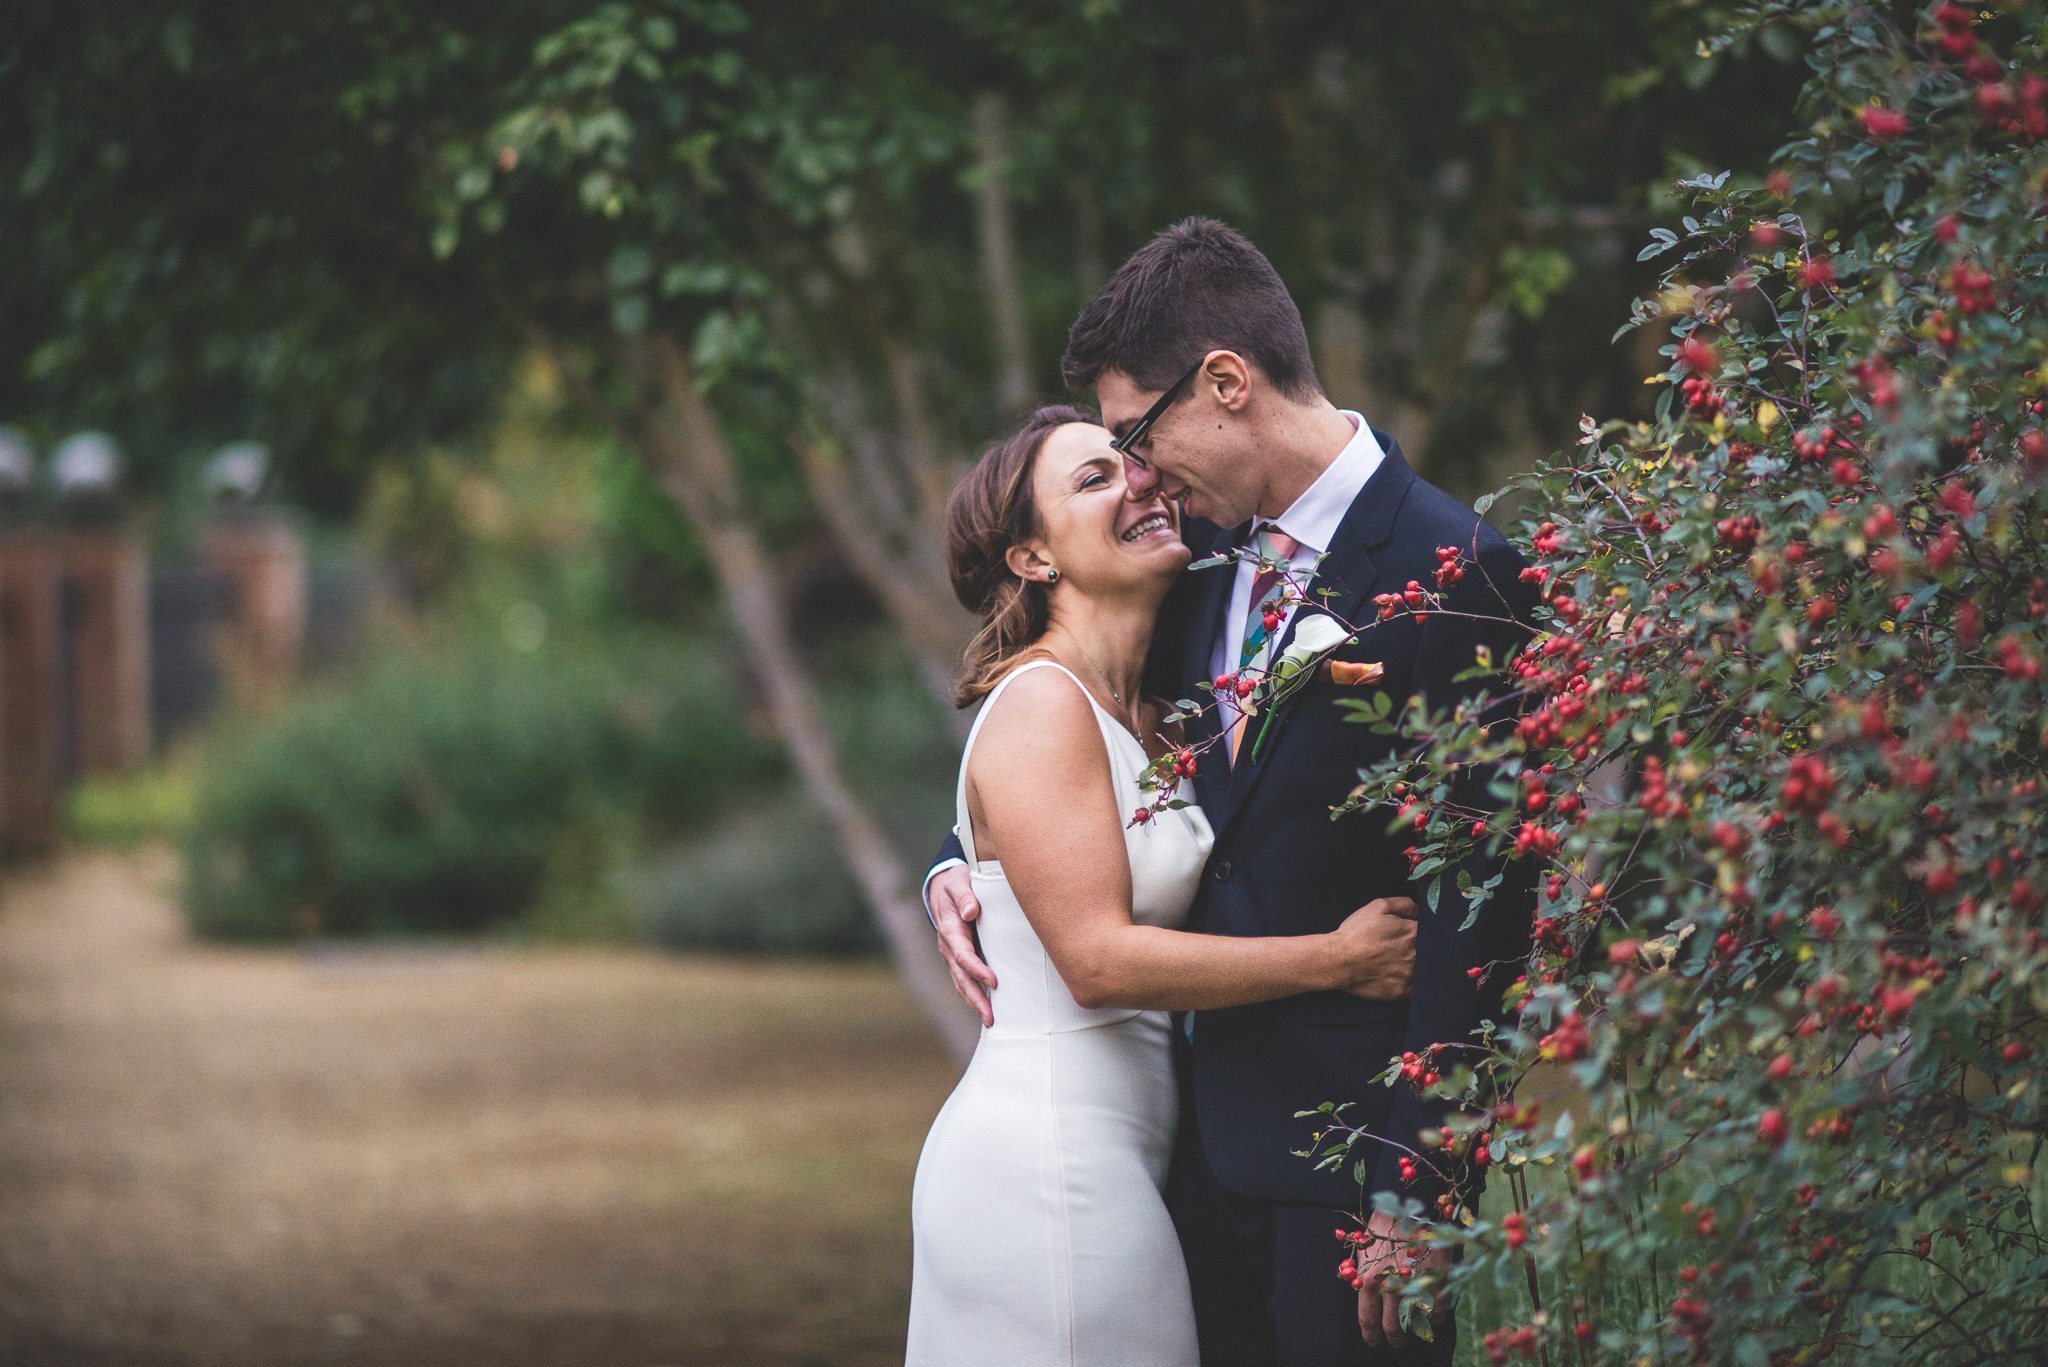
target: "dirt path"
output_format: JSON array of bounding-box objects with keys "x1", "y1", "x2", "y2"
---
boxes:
[{"x1": 0, "y1": 849, "x2": 958, "y2": 1367}]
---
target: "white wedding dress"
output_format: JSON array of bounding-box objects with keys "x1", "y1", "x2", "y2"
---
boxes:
[{"x1": 907, "y1": 660, "x2": 1215, "y2": 1366}]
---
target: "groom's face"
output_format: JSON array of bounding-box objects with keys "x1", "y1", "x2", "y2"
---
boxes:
[{"x1": 1098, "y1": 366, "x2": 1258, "y2": 527}]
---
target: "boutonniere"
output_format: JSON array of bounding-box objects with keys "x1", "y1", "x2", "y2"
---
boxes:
[
  {"x1": 1248, "y1": 613, "x2": 1379, "y2": 762},
  {"x1": 1322, "y1": 658, "x2": 1386, "y2": 687}
]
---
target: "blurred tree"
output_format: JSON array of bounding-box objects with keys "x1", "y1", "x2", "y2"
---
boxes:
[{"x1": 3, "y1": 0, "x2": 1803, "y2": 1052}]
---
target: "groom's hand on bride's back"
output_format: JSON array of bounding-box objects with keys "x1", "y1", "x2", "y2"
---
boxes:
[
  {"x1": 928, "y1": 865, "x2": 998, "y2": 1027},
  {"x1": 1331, "y1": 897, "x2": 1418, "y2": 1001}
]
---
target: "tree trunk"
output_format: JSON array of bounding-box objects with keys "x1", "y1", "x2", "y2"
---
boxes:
[
  {"x1": 1071, "y1": 177, "x2": 1106, "y2": 289},
  {"x1": 684, "y1": 511, "x2": 975, "y2": 1061},
  {"x1": 536, "y1": 325, "x2": 977, "y2": 1060},
  {"x1": 764, "y1": 354, "x2": 970, "y2": 723},
  {"x1": 971, "y1": 91, "x2": 1033, "y2": 418},
  {"x1": 790, "y1": 431, "x2": 974, "y2": 730},
  {"x1": 635, "y1": 334, "x2": 976, "y2": 1060}
]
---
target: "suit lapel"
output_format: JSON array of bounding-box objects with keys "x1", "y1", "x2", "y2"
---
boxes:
[{"x1": 1210, "y1": 437, "x2": 1418, "y2": 837}]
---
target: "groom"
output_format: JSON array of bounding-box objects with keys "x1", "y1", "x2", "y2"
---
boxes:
[{"x1": 926, "y1": 219, "x2": 1538, "y2": 1365}]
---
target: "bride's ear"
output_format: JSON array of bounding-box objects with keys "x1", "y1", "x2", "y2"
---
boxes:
[{"x1": 1005, "y1": 542, "x2": 1056, "y2": 587}]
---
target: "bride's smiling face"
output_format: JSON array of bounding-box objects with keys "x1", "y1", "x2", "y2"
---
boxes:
[{"x1": 1006, "y1": 422, "x2": 1189, "y2": 597}]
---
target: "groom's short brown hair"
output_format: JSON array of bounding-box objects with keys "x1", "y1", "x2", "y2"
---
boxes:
[{"x1": 1060, "y1": 217, "x2": 1321, "y2": 401}]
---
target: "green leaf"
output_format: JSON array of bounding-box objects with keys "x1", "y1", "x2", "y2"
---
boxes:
[
  {"x1": 162, "y1": 14, "x2": 196, "y2": 74},
  {"x1": 1638, "y1": 228, "x2": 1680, "y2": 262},
  {"x1": 607, "y1": 244, "x2": 655, "y2": 291},
  {"x1": 429, "y1": 219, "x2": 459, "y2": 260},
  {"x1": 610, "y1": 295, "x2": 650, "y2": 335},
  {"x1": 660, "y1": 262, "x2": 732, "y2": 297},
  {"x1": 640, "y1": 14, "x2": 678, "y2": 50}
]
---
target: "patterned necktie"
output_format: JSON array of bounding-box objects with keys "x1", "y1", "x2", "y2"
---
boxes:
[{"x1": 1227, "y1": 526, "x2": 1301, "y2": 762}]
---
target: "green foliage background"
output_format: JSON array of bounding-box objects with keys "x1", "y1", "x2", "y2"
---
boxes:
[
  {"x1": 3, "y1": 0, "x2": 1820, "y2": 963},
  {"x1": 6, "y1": 0, "x2": 1807, "y2": 510}
]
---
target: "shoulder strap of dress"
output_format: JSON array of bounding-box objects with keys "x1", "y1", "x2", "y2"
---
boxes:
[{"x1": 954, "y1": 659, "x2": 1099, "y2": 866}]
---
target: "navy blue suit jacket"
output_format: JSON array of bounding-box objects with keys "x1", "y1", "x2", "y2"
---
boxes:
[{"x1": 935, "y1": 436, "x2": 1539, "y2": 1210}]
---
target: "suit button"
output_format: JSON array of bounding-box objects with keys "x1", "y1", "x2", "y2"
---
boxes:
[{"x1": 1213, "y1": 860, "x2": 1233, "y2": 882}]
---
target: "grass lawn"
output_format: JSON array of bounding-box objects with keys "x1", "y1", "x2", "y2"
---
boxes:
[
  {"x1": 0, "y1": 846, "x2": 1564, "y2": 1365},
  {"x1": 0, "y1": 848, "x2": 959, "y2": 1367}
]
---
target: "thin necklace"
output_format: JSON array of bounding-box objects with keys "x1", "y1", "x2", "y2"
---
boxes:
[{"x1": 1062, "y1": 633, "x2": 1139, "y2": 732}]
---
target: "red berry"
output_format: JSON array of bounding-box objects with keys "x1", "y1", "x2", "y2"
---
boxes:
[
  {"x1": 1797, "y1": 256, "x2": 1836, "y2": 292},
  {"x1": 1978, "y1": 83, "x2": 2014, "y2": 125},
  {"x1": 1677, "y1": 334, "x2": 1719, "y2": 375},
  {"x1": 2019, "y1": 429, "x2": 2048, "y2": 473},
  {"x1": 1759, "y1": 1108, "x2": 1789, "y2": 1146}
]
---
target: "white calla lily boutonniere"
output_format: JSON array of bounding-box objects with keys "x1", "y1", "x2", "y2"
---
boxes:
[
  {"x1": 1251, "y1": 611, "x2": 1382, "y2": 762},
  {"x1": 1277, "y1": 611, "x2": 1351, "y2": 673}
]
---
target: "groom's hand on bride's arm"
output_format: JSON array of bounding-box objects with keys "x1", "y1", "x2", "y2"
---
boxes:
[
  {"x1": 926, "y1": 864, "x2": 997, "y2": 1027},
  {"x1": 1356, "y1": 1209, "x2": 1451, "y2": 1350}
]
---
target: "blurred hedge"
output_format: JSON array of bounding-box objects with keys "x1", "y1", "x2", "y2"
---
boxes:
[
  {"x1": 182, "y1": 628, "x2": 784, "y2": 940},
  {"x1": 630, "y1": 645, "x2": 958, "y2": 954},
  {"x1": 65, "y1": 765, "x2": 196, "y2": 847}
]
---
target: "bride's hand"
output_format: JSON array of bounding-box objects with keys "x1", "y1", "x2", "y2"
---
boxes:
[{"x1": 1329, "y1": 897, "x2": 1418, "y2": 1000}]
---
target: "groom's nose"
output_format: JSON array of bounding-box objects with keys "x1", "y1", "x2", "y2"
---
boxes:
[{"x1": 1122, "y1": 451, "x2": 1158, "y2": 499}]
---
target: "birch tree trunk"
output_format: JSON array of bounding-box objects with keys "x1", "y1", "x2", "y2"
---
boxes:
[
  {"x1": 538, "y1": 326, "x2": 977, "y2": 1060},
  {"x1": 634, "y1": 335, "x2": 975, "y2": 1060},
  {"x1": 971, "y1": 91, "x2": 1033, "y2": 417}
]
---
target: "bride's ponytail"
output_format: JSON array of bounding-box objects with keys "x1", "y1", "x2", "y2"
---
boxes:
[{"x1": 945, "y1": 405, "x2": 1091, "y2": 708}]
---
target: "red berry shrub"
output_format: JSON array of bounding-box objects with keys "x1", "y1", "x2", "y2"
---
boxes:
[{"x1": 1318, "y1": 5, "x2": 2048, "y2": 1362}]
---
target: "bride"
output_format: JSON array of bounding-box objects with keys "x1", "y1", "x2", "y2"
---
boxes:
[{"x1": 906, "y1": 406, "x2": 1418, "y2": 1365}]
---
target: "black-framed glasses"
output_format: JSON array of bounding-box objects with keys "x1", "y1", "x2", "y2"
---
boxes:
[{"x1": 1108, "y1": 358, "x2": 1204, "y2": 460}]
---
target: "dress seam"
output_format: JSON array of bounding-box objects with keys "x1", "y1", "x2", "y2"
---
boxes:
[{"x1": 1043, "y1": 950, "x2": 1077, "y2": 1365}]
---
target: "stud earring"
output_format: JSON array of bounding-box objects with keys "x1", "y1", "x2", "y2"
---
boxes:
[{"x1": 1045, "y1": 568, "x2": 1060, "y2": 583}]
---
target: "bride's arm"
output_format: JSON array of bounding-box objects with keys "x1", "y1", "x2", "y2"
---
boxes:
[{"x1": 969, "y1": 668, "x2": 1413, "y2": 1012}]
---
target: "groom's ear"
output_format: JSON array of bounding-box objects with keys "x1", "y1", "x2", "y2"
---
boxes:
[{"x1": 1199, "y1": 350, "x2": 1255, "y2": 415}]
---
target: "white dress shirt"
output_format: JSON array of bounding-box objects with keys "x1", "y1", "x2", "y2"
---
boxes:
[{"x1": 1209, "y1": 411, "x2": 1385, "y2": 740}]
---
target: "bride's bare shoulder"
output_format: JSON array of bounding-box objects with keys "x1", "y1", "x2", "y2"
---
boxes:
[
  {"x1": 968, "y1": 661, "x2": 1113, "y2": 814},
  {"x1": 976, "y1": 659, "x2": 1094, "y2": 740}
]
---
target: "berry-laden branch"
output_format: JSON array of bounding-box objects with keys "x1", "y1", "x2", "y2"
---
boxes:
[
  {"x1": 1123, "y1": 541, "x2": 1527, "y2": 826},
  {"x1": 1295, "y1": 3, "x2": 2048, "y2": 1362}
]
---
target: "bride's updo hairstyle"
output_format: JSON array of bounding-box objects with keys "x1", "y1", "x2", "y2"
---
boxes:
[{"x1": 946, "y1": 404, "x2": 1092, "y2": 708}]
